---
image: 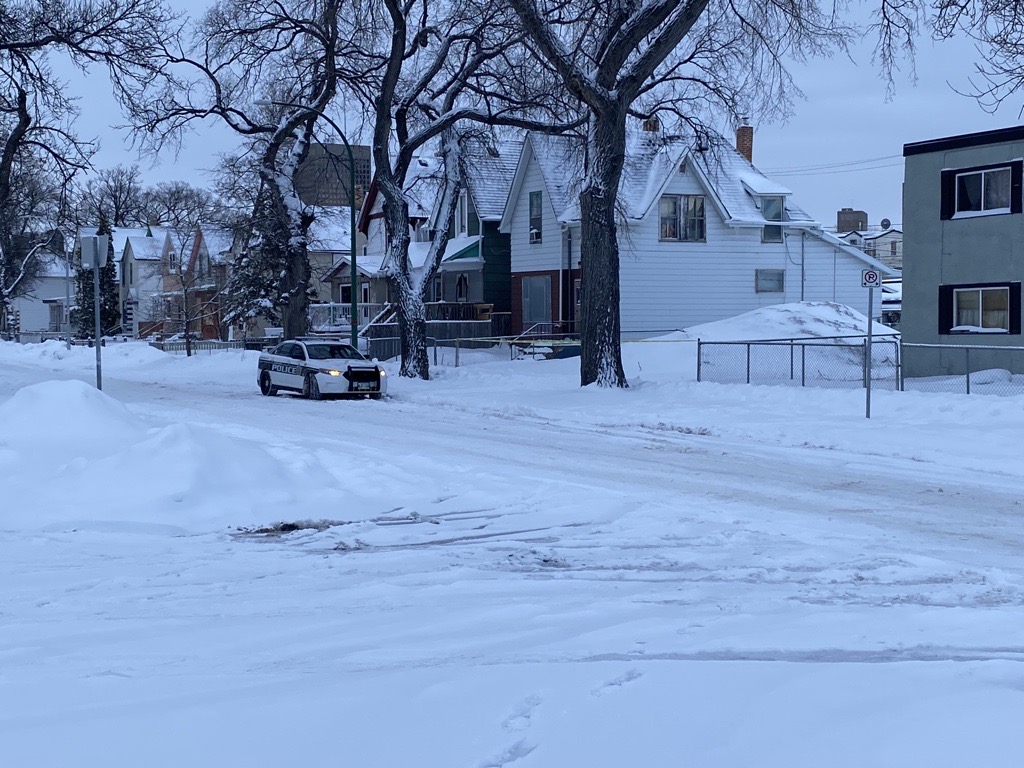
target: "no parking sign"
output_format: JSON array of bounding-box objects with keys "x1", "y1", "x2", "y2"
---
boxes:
[{"x1": 861, "y1": 269, "x2": 881, "y2": 288}]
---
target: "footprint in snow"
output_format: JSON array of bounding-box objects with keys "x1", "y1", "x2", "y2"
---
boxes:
[{"x1": 591, "y1": 668, "x2": 643, "y2": 697}]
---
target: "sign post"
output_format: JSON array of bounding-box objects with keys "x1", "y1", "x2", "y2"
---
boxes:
[
  {"x1": 861, "y1": 268, "x2": 881, "y2": 419},
  {"x1": 81, "y1": 235, "x2": 109, "y2": 391}
]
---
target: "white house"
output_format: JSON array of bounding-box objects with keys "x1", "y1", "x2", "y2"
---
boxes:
[
  {"x1": 838, "y1": 227, "x2": 903, "y2": 271},
  {"x1": 117, "y1": 227, "x2": 173, "y2": 337},
  {"x1": 10, "y1": 250, "x2": 74, "y2": 337},
  {"x1": 499, "y1": 128, "x2": 898, "y2": 335}
]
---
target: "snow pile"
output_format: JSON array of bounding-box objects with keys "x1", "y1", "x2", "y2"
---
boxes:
[
  {"x1": 685, "y1": 301, "x2": 895, "y2": 341},
  {"x1": 0, "y1": 379, "x2": 373, "y2": 532},
  {"x1": 0, "y1": 338, "x2": 170, "y2": 369}
]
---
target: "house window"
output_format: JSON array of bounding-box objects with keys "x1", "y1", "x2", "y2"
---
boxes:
[
  {"x1": 522, "y1": 274, "x2": 551, "y2": 325},
  {"x1": 939, "y1": 282, "x2": 1021, "y2": 334},
  {"x1": 659, "y1": 195, "x2": 705, "y2": 241},
  {"x1": 169, "y1": 252, "x2": 177, "y2": 271},
  {"x1": 755, "y1": 268, "x2": 785, "y2": 293},
  {"x1": 941, "y1": 161, "x2": 1022, "y2": 219},
  {"x1": 529, "y1": 191, "x2": 543, "y2": 244},
  {"x1": 762, "y1": 196, "x2": 784, "y2": 242},
  {"x1": 957, "y1": 167, "x2": 1011, "y2": 214},
  {"x1": 456, "y1": 273, "x2": 469, "y2": 302},
  {"x1": 458, "y1": 190, "x2": 479, "y2": 237},
  {"x1": 431, "y1": 277, "x2": 442, "y2": 302}
]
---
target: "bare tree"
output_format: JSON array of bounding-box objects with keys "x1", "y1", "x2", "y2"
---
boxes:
[
  {"x1": 358, "y1": 0, "x2": 574, "y2": 379},
  {"x1": 507, "y1": 0, "x2": 857, "y2": 386},
  {"x1": 71, "y1": 165, "x2": 147, "y2": 227},
  {"x1": 0, "y1": 0, "x2": 177, "y2": 328},
  {"x1": 127, "y1": 0, "x2": 357, "y2": 339}
]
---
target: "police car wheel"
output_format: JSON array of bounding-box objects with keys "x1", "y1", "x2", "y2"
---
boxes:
[
  {"x1": 259, "y1": 372, "x2": 278, "y2": 396},
  {"x1": 303, "y1": 372, "x2": 322, "y2": 400}
]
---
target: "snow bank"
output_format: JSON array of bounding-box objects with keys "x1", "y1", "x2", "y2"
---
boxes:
[
  {"x1": 0, "y1": 379, "x2": 359, "y2": 532},
  {"x1": 685, "y1": 301, "x2": 895, "y2": 342}
]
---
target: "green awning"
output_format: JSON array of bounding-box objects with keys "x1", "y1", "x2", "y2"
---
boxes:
[{"x1": 443, "y1": 241, "x2": 480, "y2": 262}]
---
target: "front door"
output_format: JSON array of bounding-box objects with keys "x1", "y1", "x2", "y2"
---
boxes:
[{"x1": 522, "y1": 275, "x2": 551, "y2": 330}]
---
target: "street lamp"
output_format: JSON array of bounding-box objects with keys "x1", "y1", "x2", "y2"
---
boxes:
[{"x1": 254, "y1": 98, "x2": 359, "y2": 347}]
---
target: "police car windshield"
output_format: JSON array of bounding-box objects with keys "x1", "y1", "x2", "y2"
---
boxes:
[{"x1": 304, "y1": 344, "x2": 364, "y2": 361}]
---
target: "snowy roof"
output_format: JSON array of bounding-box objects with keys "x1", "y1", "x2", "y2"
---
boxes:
[
  {"x1": 124, "y1": 229, "x2": 171, "y2": 262},
  {"x1": 77, "y1": 226, "x2": 159, "y2": 260},
  {"x1": 199, "y1": 226, "x2": 237, "y2": 263},
  {"x1": 523, "y1": 134, "x2": 582, "y2": 221},
  {"x1": 464, "y1": 140, "x2": 522, "y2": 220},
  {"x1": 509, "y1": 131, "x2": 815, "y2": 227},
  {"x1": 35, "y1": 252, "x2": 74, "y2": 278}
]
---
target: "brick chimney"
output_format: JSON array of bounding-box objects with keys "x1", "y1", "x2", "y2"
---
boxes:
[{"x1": 736, "y1": 121, "x2": 753, "y2": 162}]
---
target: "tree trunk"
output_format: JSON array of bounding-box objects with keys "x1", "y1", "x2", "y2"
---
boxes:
[
  {"x1": 380, "y1": 194, "x2": 430, "y2": 379},
  {"x1": 280, "y1": 246, "x2": 311, "y2": 339},
  {"x1": 579, "y1": 110, "x2": 628, "y2": 388}
]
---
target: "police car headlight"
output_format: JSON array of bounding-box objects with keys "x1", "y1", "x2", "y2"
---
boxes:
[
  {"x1": 319, "y1": 368, "x2": 342, "y2": 376},
  {"x1": 379, "y1": 369, "x2": 386, "y2": 377}
]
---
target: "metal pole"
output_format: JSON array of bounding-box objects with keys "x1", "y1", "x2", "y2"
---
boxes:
[
  {"x1": 696, "y1": 339, "x2": 702, "y2": 382},
  {"x1": 801, "y1": 344, "x2": 806, "y2": 387},
  {"x1": 965, "y1": 347, "x2": 971, "y2": 395},
  {"x1": 64, "y1": 240, "x2": 71, "y2": 350},
  {"x1": 92, "y1": 240, "x2": 103, "y2": 391},
  {"x1": 865, "y1": 286, "x2": 874, "y2": 418},
  {"x1": 745, "y1": 343, "x2": 751, "y2": 384}
]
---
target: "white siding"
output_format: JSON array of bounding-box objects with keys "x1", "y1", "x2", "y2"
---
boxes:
[
  {"x1": 13, "y1": 275, "x2": 73, "y2": 332},
  {"x1": 508, "y1": 155, "x2": 562, "y2": 272},
  {"x1": 617, "y1": 167, "x2": 876, "y2": 333}
]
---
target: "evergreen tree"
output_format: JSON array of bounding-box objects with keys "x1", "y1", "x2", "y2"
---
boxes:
[{"x1": 72, "y1": 214, "x2": 120, "y2": 337}]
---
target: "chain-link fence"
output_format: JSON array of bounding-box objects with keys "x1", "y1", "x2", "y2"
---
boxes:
[
  {"x1": 698, "y1": 336, "x2": 1024, "y2": 396},
  {"x1": 901, "y1": 343, "x2": 1024, "y2": 396},
  {"x1": 697, "y1": 335, "x2": 901, "y2": 390}
]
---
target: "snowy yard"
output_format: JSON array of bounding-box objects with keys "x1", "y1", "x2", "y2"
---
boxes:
[{"x1": 2, "y1": 307, "x2": 1024, "y2": 767}]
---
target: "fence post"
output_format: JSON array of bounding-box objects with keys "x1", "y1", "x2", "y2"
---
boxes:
[
  {"x1": 455, "y1": 337, "x2": 460, "y2": 368},
  {"x1": 898, "y1": 339, "x2": 904, "y2": 391},
  {"x1": 433, "y1": 338, "x2": 437, "y2": 367},
  {"x1": 965, "y1": 346, "x2": 970, "y2": 395},
  {"x1": 696, "y1": 339, "x2": 702, "y2": 382},
  {"x1": 790, "y1": 340, "x2": 794, "y2": 380},
  {"x1": 862, "y1": 339, "x2": 868, "y2": 388},
  {"x1": 801, "y1": 344, "x2": 806, "y2": 387},
  {"x1": 745, "y1": 343, "x2": 751, "y2": 384}
]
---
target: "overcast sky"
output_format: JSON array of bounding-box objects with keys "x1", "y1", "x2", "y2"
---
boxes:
[{"x1": 61, "y1": 7, "x2": 1022, "y2": 233}]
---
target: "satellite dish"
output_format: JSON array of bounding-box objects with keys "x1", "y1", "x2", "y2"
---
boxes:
[{"x1": 880, "y1": 218, "x2": 891, "y2": 230}]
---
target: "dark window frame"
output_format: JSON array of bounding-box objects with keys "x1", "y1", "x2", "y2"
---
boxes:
[
  {"x1": 938, "y1": 281, "x2": 1022, "y2": 335},
  {"x1": 940, "y1": 161, "x2": 1023, "y2": 220}
]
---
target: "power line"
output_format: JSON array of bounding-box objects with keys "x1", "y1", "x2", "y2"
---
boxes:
[
  {"x1": 770, "y1": 161, "x2": 904, "y2": 178},
  {"x1": 760, "y1": 154, "x2": 903, "y2": 175}
]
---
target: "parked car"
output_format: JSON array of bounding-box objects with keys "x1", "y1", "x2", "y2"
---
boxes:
[{"x1": 257, "y1": 339, "x2": 387, "y2": 400}]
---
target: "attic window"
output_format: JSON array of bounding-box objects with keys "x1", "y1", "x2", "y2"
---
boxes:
[
  {"x1": 762, "y1": 196, "x2": 784, "y2": 242},
  {"x1": 529, "y1": 191, "x2": 543, "y2": 244},
  {"x1": 659, "y1": 195, "x2": 705, "y2": 242}
]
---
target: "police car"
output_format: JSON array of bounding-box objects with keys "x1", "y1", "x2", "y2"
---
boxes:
[{"x1": 257, "y1": 339, "x2": 387, "y2": 399}]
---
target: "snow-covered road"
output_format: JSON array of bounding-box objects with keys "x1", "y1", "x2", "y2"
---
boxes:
[{"x1": 2, "y1": 338, "x2": 1023, "y2": 766}]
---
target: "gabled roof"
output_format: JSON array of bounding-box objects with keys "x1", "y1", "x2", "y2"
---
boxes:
[
  {"x1": 503, "y1": 131, "x2": 815, "y2": 229},
  {"x1": 358, "y1": 140, "x2": 522, "y2": 235},
  {"x1": 123, "y1": 228, "x2": 172, "y2": 262}
]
